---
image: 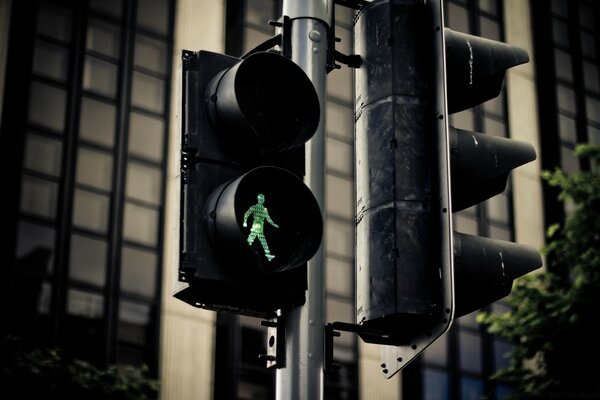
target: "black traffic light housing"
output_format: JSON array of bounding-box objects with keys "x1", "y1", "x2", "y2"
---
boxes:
[
  {"x1": 354, "y1": 0, "x2": 454, "y2": 353},
  {"x1": 176, "y1": 50, "x2": 323, "y2": 318},
  {"x1": 353, "y1": 0, "x2": 542, "y2": 377}
]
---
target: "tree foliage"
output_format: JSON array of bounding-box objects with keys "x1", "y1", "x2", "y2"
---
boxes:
[
  {"x1": 477, "y1": 144, "x2": 600, "y2": 399},
  {"x1": 1, "y1": 335, "x2": 160, "y2": 399}
]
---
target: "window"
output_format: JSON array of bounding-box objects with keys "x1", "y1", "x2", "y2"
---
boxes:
[{"x1": 2, "y1": 0, "x2": 173, "y2": 373}]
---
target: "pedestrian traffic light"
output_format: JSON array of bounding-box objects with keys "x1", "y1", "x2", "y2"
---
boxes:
[
  {"x1": 174, "y1": 50, "x2": 323, "y2": 318},
  {"x1": 353, "y1": 0, "x2": 541, "y2": 376}
]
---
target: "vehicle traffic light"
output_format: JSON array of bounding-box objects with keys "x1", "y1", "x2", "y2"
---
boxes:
[
  {"x1": 444, "y1": 20, "x2": 542, "y2": 319},
  {"x1": 175, "y1": 50, "x2": 323, "y2": 318},
  {"x1": 353, "y1": 0, "x2": 542, "y2": 376}
]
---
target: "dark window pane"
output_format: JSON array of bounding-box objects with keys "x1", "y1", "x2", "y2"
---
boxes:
[
  {"x1": 496, "y1": 384, "x2": 513, "y2": 399},
  {"x1": 558, "y1": 114, "x2": 577, "y2": 143},
  {"x1": 489, "y1": 224, "x2": 511, "y2": 241},
  {"x1": 25, "y1": 133, "x2": 62, "y2": 176},
  {"x1": 83, "y1": 56, "x2": 119, "y2": 97},
  {"x1": 561, "y1": 146, "x2": 580, "y2": 174},
  {"x1": 123, "y1": 202, "x2": 158, "y2": 246},
  {"x1": 326, "y1": 101, "x2": 353, "y2": 140},
  {"x1": 587, "y1": 95, "x2": 600, "y2": 124},
  {"x1": 126, "y1": 162, "x2": 162, "y2": 205},
  {"x1": 459, "y1": 330, "x2": 482, "y2": 373},
  {"x1": 36, "y1": 4, "x2": 72, "y2": 42},
  {"x1": 327, "y1": 61, "x2": 353, "y2": 103},
  {"x1": 90, "y1": 0, "x2": 122, "y2": 19},
  {"x1": 72, "y1": 189, "x2": 110, "y2": 233},
  {"x1": 325, "y1": 257, "x2": 352, "y2": 297},
  {"x1": 483, "y1": 91, "x2": 504, "y2": 118},
  {"x1": 557, "y1": 84, "x2": 576, "y2": 114},
  {"x1": 117, "y1": 345, "x2": 148, "y2": 367},
  {"x1": 478, "y1": 0, "x2": 497, "y2": 15},
  {"x1": 137, "y1": 0, "x2": 169, "y2": 35},
  {"x1": 20, "y1": 175, "x2": 58, "y2": 219},
  {"x1": 494, "y1": 340, "x2": 513, "y2": 371},
  {"x1": 483, "y1": 117, "x2": 506, "y2": 137},
  {"x1": 326, "y1": 297, "x2": 353, "y2": 323},
  {"x1": 67, "y1": 288, "x2": 104, "y2": 318},
  {"x1": 460, "y1": 377, "x2": 484, "y2": 400},
  {"x1": 553, "y1": 19, "x2": 569, "y2": 46},
  {"x1": 423, "y1": 368, "x2": 449, "y2": 400},
  {"x1": 579, "y1": 3, "x2": 595, "y2": 30},
  {"x1": 65, "y1": 288, "x2": 105, "y2": 364},
  {"x1": 12, "y1": 269, "x2": 52, "y2": 337},
  {"x1": 447, "y1": 3, "x2": 470, "y2": 32},
  {"x1": 69, "y1": 234, "x2": 107, "y2": 287},
  {"x1": 454, "y1": 212, "x2": 478, "y2": 235},
  {"x1": 134, "y1": 34, "x2": 167, "y2": 74},
  {"x1": 551, "y1": 0, "x2": 568, "y2": 17},
  {"x1": 480, "y1": 16, "x2": 500, "y2": 41},
  {"x1": 17, "y1": 221, "x2": 55, "y2": 274},
  {"x1": 129, "y1": 111, "x2": 164, "y2": 162},
  {"x1": 589, "y1": 125, "x2": 600, "y2": 145},
  {"x1": 242, "y1": 27, "x2": 273, "y2": 56},
  {"x1": 131, "y1": 72, "x2": 165, "y2": 113},
  {"x1": 584, "y1": 62, "x2": 600, "y2": 93},
  {"x1": 76, "y1": 147, "x2": 113, "y2": 190},
  {"x1": 450, "y1": 109, "x2": 475, "y2": 131},
  {"x1": 423, "y1": 331, "x2": 448, "y2": 366},
  {"x1": 244, "y1": 0, "x2": 276, "y2": 27},
  {"x1": 487, "y1": 193, "x2": 509, "y2": 223},
  {"x1": 86, "y1": 18, "x2": 121, "y2": 58},
  {"x1": 28, "y1": 81, "x2": 67, "y2": 132},
  {"x1": 581, "y1": 31, "x2": 596, "y2": 58},
  {"x1": 457, "y1": 310, "x2": 479, "y2": 328},
  {"x1": 79, "y1": 97, "x2": 116, "y2": 147},
  {"x1": 118, "y1": 300, "x2": 152, "y2": 344},
  {"x1": 555, "y1": 49, "x2": 573, "y2": 82},
  {"x1": 326, "y1": 137, "x2": 352, "y2": 175},
  {"x1": 121, "y1": 246, "x2": 157, "y2": 298},
  {"x1": 33, "y1": 40, "x2": 69, "y2": 82}
]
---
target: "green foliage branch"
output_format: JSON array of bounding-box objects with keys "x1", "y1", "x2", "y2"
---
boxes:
[
  {"x1": 477, "y1": 144, "x2": 600, "y2": 399},
  {"x1": 1, "y1": 335, "x2": 159, "y2": 399}
]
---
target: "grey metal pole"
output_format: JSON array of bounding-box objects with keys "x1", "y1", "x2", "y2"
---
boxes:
[{"x1": 277, "y1": 1, "x2": 331, "y2": 399}]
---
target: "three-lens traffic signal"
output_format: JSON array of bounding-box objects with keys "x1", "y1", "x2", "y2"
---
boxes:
[{"x1": 353, "y1": 0, "x2": 542, "y2": 376}]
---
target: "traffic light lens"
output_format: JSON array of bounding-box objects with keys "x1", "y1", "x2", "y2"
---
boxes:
[
  {"x1": 207, "y1": 52, "x2": 320, "y2": 157},
  {"x1": 205, "y1": 166, "x2": 323, "y2": 273}
]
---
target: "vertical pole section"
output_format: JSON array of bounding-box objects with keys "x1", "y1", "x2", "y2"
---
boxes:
[{"x1": 277, "y1": 1, "x2": 331, "y2": 399}]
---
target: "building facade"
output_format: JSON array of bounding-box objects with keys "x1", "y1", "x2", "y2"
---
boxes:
[{"x1": 1, "y1": 0, "x2": 596, "y2": 399}]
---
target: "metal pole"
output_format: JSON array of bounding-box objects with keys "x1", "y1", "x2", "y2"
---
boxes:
[{"x1": 277, "y1": 1, "x2": 331, "y2": 399}]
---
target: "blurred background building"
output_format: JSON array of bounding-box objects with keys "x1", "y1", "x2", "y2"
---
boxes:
[{"x1": 0, "y1": 0, "x2": 597, "y2": 398}]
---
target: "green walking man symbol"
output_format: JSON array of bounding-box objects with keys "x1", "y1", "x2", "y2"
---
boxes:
[{"x1": 242, "y1": 193, "x2": 279, "y2": 261}]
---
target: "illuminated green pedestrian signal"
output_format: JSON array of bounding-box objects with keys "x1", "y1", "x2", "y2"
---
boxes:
[
  {"x1": 243, "y1": 193, "x2": 279, "y2": 262},
  {"x1": 176, "y1": 50, "x2": 323, "y2": 317}
]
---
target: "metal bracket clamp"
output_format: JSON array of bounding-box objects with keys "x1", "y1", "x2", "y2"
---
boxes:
[
  {"x1": 240, "y1": 16, "x2": 292, "y2": 60},
  {"x1": 324, "y1": 321, "x2": 375, "y2": 374},
  {"x1": 239, "y1": 12, "x2": 362, "y2": 72},
  {"x1": 327, "y1": 3, "x2": 363, "y2": 72},
  {"x1": 259, "y1": 317, "x2": 286, "y2": 369}
]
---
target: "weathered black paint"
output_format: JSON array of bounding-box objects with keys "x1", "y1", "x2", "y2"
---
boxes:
[{"x1": 355, "y1": 0, "x2": 445, "y2": 344}]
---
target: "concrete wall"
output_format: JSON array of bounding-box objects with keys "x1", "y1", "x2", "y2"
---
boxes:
[
  {"x1": 159, "y1": 1, "x2": 226, "y2": 399},
  {"x1": 503, "y1": 0, "x2": 546, "y2": 258}
]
